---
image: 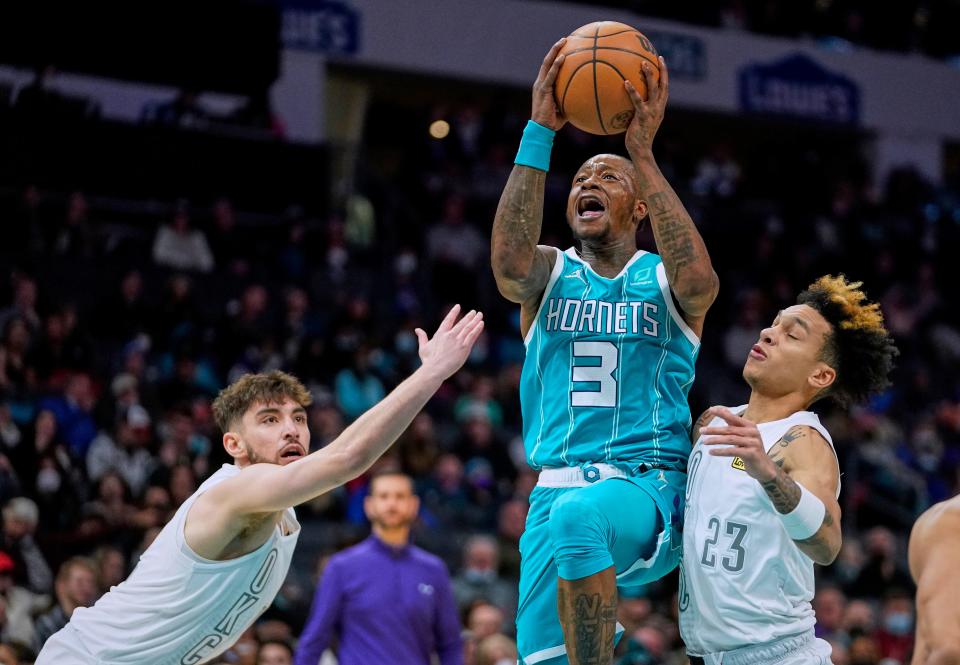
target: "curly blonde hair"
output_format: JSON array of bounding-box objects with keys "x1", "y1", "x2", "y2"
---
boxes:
[{"x1": 797, "y1": 275, "x2": 898, "y2": 406}]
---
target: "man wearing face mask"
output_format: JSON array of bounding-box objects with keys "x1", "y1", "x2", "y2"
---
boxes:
[
  {"x1": 875, "y1": 591, "x2": 914, "y2": 662},
  {"x1": 452, "y1": 535, "x2": 517, "y2": 620},
  {"x1": 909, "y1": 494, "x2": 960, "y2": 664}
]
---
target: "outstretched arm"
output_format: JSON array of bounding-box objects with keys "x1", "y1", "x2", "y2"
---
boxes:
[
  {"x1": 492, "y1": 40, "x2": 566, "y2": 324},
  {"x1": 702, "y1": 408, "x2": 841, "y2": 565},
  {"x1": 198, "y1": 307, "x2": 483, "y2": 524},
  {"x1": 623, "y1": 58, "x2": 718, "y2": 329}
]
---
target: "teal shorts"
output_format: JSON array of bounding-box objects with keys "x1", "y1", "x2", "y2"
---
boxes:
[{"x1": 516, "y1": 468, "x2": 685, "y2": 664}]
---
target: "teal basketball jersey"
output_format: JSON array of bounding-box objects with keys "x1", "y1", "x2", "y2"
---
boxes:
[{"x1": 519, "y1": 247, "x2": 699, "y2": 471}]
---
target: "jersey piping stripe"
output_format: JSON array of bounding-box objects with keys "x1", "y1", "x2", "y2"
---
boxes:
[
  {"x1": 650, "y1": 297, "x2": 671, "y2": 465},
  {"x1": 523, "y1": 247, "x2": 565, "y2": 348},
  {"x1": 561, "y1": 270, "x2": 592, "y2": 465},
  {"x1": 655, "y1": 262, "x2": 700, "y2": 348},
  {"x1": 606, "y1": 267, "x2": 629, "y2": 461}
]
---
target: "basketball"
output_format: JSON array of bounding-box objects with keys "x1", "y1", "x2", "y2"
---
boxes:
[{"x1": 554, "y1": 21, "x2": 661, "y2": 135}]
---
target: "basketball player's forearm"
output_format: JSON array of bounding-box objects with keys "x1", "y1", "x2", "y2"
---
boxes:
[
  {"x1": 492, "y1": 165, "x2": 546, "y2": 293},
  {"x1": 276, "y1": 368, "x2": 444, "y2": 508},
  {"x1": 760, "y1": 468, "x2": 840, "y2": 564},
  {"x1": 323, "y1": 367, "x2": 444, "y2": 476},
  {"x1": 632, "y1": 152, "x2": 717, "y2": 316}
]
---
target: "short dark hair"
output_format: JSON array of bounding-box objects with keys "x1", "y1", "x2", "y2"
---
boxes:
[
  {"x1": 212, "y1": 370, "x2": 312, "y2": 433},
  {"x1": 368, "y1": 471, "x2": 414, "y2": 495},
  {"x1": 797, "y1": 275, "x2": 898, "y2": 407}
]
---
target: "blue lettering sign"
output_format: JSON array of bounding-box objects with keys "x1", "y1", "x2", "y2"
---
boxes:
[
  {"x1": 738, "y1": 53, "x2": 860, "y2": 124},
  {"x1": 281, "y1": 1, "x2": 360, "y2": 55}
]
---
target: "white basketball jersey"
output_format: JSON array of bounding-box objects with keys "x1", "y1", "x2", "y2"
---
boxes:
[
  {"x1": 68, "y1": 464, "x2": 300, "y2": 664},
  {"x1": 679, "y1": 406, "x2": 838, "y2": 655}
]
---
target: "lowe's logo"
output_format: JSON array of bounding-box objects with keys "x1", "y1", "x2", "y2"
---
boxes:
[{"x1": 738, "y1": 53, "x2": 860, "y2": 125}]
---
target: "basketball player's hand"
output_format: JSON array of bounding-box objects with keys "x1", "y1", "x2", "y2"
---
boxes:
[
  {"x1": 700, "y1": 406, "x2": 779, "y2": 483},
  {"x1": 414, "y1": 304, "x2": 484, "y2": 382},
  {"x1": 623, "y1": 56, "x2": 668, "y2": 157},
  {"x1": 531, "y1": 38, "x2": 568, "y2": 131}
]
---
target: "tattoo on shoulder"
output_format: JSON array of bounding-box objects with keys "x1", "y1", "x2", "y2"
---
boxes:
[{"x1": 780, "y1": 426, "x2": 807, "y2": 447}]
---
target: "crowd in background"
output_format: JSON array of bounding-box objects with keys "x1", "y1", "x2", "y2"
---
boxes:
[{"x1": 0, "y1": 69, "x2": 959, "y2": 664}]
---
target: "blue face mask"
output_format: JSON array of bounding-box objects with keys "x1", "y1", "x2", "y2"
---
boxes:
[{"x1": 883, "y1": 611, "x2": 913, "y2": 636}]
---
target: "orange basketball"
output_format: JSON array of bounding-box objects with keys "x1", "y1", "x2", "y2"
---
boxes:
[{"x1": 554, "y1": 21, "x2": 661, "y2": 135}]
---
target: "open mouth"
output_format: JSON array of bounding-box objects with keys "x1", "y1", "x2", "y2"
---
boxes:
[
  {"x1": 280, "y1": 444, "x2": 305, "y2": 461},
  {"x1": 577, "y1": 196, "x2": 606, "y2": 218}
]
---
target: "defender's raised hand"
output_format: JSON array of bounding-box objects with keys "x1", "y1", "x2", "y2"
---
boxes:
[
  {"x1": 531, "y1": 38, "x2": 568, "y2": 131},
  {"x1": 415, "y1": 305, "x2": 485, "y2": 381}
]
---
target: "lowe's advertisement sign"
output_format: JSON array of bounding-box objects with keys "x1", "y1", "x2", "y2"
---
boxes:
[{"x1": 738, "y1": 54, "x2": 861, "y2": 125}]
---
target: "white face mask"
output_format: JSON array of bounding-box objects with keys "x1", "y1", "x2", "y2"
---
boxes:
[{"x1": 37, "y1": 467, "x2": 61, "y2": 494}]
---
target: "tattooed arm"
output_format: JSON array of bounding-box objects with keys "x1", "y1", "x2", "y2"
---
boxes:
[
  {"x1": 764, "y1": 425, "x2": 842, "y2": 565},
  {"x1": 702, "y1": 408, "x2": 842, "y2": 565},
  {"x1": 492, "y1": 39, "x2": 567, "y2": 337},
  {"x1": 623, "y1": 59, "x2": 718, "y2": 335}
]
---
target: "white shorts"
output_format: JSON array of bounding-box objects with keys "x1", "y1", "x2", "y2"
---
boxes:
[
  {"x1": 689, "y1": 630, "x2": 833, "y2": 665},
  {"x1": 35, "y1": 625, "x2": 99, "y2": 665}
]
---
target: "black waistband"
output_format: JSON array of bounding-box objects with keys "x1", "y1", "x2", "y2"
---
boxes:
[
  {"x1": 637, "y1": 462, "x2": 682, "y2": 474},
  {"x1": 688, "y1": 658, "x2": 704, "y2": 665}
]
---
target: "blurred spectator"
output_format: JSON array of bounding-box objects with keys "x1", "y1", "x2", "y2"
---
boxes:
[
  {"x1": 37, "y1": 373, "x2": 98, "y2": 458},
  {"x1": 465, "y1": 601, "x2": 504, "y2": 642},
  {"x1": 32, "y1": 556, "x2": 97, "y2": 649},
  {"x1": 152, "y1": 202, "x2": 215, "y2": 273},
  {"x1": 495, "y1": 499, "x2": 527, "y2": 580},
  {"x1": 86, "y1": 404, "x2": 155, "y2": 499},
  {"x1": 294, "y1": 472, "x2": 462, "y2": 665},
  {"x1": 258, "y1": 639, "x2": 294, "y2": 665},
  {"x1": 334, "y1": 347, "x2": 385, "y2": 421},
  {"x1": 452, "y1": 535, "x2": 517, "y2": 620},
  {"x1": 92, "y1": 545, "x2": 125, "y2": 596},
  {"x1": 813, "y1": 586, "x2": 847, "y2": 642},
  {"x1": 97, "y1": 270, "x2": 151, "y2": 344},
  {"x1": 474, "y1": 633, "x2": 517, "y2": 665},
  {"x1": 0, "y1": 319, "x2": 35, "y2": 400},
  {"x1": 875, "y1": 591, "x2": 914, "y2": 663},
  {"x1": 426, "y1": 194, "x2": 485, "y2": 306},
  {"x1": 849, "y1": 527, "x2": 913, "y2": 599},
  {"x1": 0, "y1": 277, "x2": 40, "y2": 335},
  {"x1": 51, "y1": 191, "x2": 95, "y2": 260},
  {"x1": 0, "y1": 550, "x2": 47, "y2": 646},
  {"x1": 1, "y1": 498, "x2": 52, "y2": 594}
]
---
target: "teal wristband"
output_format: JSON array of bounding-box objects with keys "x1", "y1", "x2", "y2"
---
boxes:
[{"x1": 515, "y1": 120, "x2": 555, "y2": 172}]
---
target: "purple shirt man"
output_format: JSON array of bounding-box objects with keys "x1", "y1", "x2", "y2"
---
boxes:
[{"x1": 294, "y1": 474, "x2": 463, "y2": 665}]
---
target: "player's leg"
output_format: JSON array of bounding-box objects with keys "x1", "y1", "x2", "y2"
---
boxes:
[
  {"x1": 516, "y1": 485, "x2": 570, "y2": 665},
  {"x1": 548, "y1": 477, "x2": 663, "y2": 665}
]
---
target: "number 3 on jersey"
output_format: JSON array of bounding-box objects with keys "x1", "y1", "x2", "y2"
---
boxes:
[{"x1": 570, "y1": 341, "x2": 619, "y2": 408}]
